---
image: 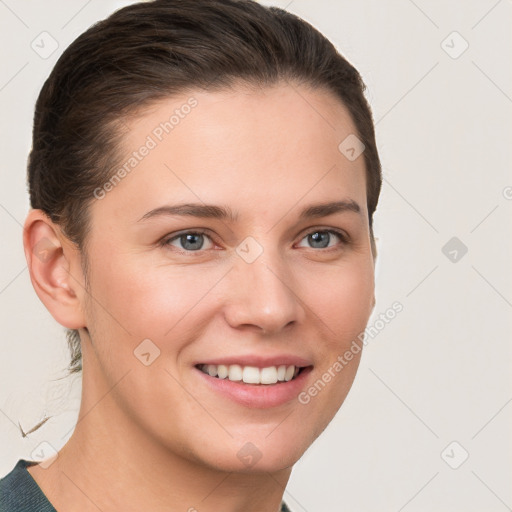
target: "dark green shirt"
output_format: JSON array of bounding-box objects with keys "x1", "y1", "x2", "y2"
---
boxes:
[
  {"x1": 0, "y1": 459, "x2": 292, "y2": 511},
  {"x1": 0, "y1": 459, "x2": 56, "y2": 512}
]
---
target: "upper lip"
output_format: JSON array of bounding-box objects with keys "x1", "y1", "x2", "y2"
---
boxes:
[{"x1": 195, "y1": 354, "x2": 313, "y2": 368}]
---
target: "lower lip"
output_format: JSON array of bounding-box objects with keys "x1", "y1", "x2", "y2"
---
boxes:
[{"x1": 195, "y1": 367, "x2": 313, "y2": 408}]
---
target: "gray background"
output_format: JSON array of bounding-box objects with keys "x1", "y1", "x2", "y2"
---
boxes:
[{"x1": 1, "y1": 0, "x2": 511, "y2": 510}]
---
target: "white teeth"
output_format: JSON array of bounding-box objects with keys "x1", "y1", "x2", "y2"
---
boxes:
[
  {"x1": 260, "y1": 366, "x2": 278, "y2": 384},
  {"x1": 242, "y1": 366, "x2": 260, "y2": 384},
  {"x1": 199, "y1": 364, "x2": 299, "y2": 385},
  {"x1": 217, "y1": 364, "x2": 229, "y2": 379},
  {"x1": 228, "y1": 364, "x2": 243, "y2": 381},
  {"x1": 284, "y1": 365, "x2": 295, "y2": 381}
]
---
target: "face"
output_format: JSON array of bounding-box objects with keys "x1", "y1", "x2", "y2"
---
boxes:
[{"x1": 79, "y1": 82, "x2": 375, "y2": 472}]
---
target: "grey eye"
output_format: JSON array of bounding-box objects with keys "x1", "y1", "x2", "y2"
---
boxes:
[
  {"x1": 165, "y1": 232, "x2": 214, "y2": 251},
  {"x1": 297, "y1": 230, "x2": 342, "y2": 249}
]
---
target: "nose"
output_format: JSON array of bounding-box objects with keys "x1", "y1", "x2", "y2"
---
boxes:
[{"x1": 222, "y1": 247, "x2": 305, "y2": 336}]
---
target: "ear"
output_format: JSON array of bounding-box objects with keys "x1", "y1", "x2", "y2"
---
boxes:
[
  {"x1": 370, "y1": 233, "x2": 378, "y2": 263},
  {"x1": 23, "y1": 209, "x2": 86, "y2": 330},
  {"x1": 369, "y1": 234, "x2": 377, "y2": 313}
]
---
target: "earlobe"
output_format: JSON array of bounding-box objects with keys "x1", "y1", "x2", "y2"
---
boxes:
[{"x1": 23, "y1": 209, "x2": 86, "y2": 330}]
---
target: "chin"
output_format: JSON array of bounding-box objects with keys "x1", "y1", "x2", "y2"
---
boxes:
[
  {"x1": 202, "y1": 449, "x2": 301, "y2": 474},
  {"x1": 188, "y1": 428, "x2": 313, "y2": 474}
]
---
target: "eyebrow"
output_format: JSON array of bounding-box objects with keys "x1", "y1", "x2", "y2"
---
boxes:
[{"x1": 138, "y1": 199, "x2": 361, "y2": 223}]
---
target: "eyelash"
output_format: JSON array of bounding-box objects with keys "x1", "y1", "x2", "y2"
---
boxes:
[{"x1": 159, "y1": 228, "x2": 349, "y2": 255}]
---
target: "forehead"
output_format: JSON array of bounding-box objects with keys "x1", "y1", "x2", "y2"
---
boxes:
[{"x1": 93, "y1": 82, "x2": 368, "y2": 225}]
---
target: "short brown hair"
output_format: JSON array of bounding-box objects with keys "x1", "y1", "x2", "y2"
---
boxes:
[{"x1": 28, "y1": 0, "x2": 382, "y2": 375}]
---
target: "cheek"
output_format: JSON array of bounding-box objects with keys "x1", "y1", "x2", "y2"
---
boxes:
[
  {"x1": 295, "y1": 259, "x2": 373, "y2": 426},
  {"x1": 88, "y1": 246, "x2": 374, "y2": 345},
  {"x1": 301, "y1": 258, "x2": 375, "y2": 344},
  {"x1": 87, "y1": 253, "x2": 228, "y2": 339}
]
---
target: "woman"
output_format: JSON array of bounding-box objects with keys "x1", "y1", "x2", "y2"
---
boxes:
[{"x1": 0, "y1": 0, "x2": 382, "y2": 510}]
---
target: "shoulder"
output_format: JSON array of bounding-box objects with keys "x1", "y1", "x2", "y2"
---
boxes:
[{"x1": 0, "y1": 459, "x2": 57, "y2": 512}]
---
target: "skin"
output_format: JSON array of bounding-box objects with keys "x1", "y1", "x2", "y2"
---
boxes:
[{"x1": 23, "y1": 81, "x2": 376, "y2": 512}]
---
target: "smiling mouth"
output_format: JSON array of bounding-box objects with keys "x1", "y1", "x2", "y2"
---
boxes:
[{"x1": 196, "y1": 364, "x2": 309, "y2": 385}]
